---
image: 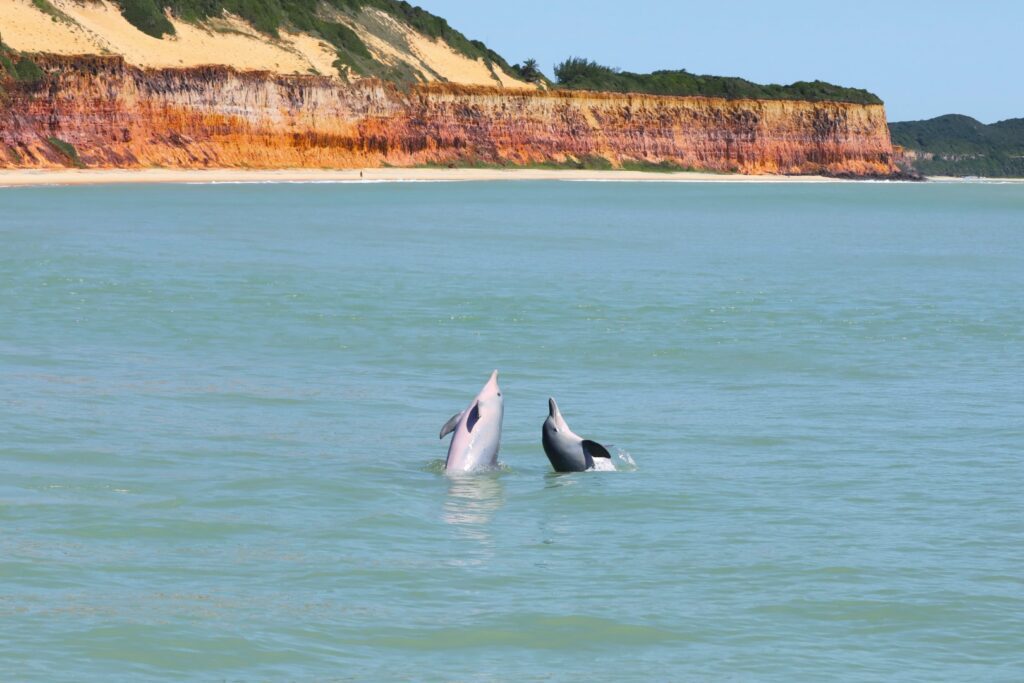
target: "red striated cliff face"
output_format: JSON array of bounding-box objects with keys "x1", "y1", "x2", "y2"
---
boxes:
[{"x1": 0, "y1": 55, "x2": 897, "y2": 176}]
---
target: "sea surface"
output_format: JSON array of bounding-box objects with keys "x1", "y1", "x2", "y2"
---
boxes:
[{"x1": 1, "y1": 181, "x2": 1022, "y2": 681}]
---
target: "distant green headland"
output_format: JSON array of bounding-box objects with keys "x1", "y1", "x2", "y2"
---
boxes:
[{"x1": 890, "y1": 114, "x2": 1024, "y2": 178}]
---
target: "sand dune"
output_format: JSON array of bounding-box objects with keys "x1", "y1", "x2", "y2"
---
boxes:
[
  {"x1": 2, "y1": 0, "x2": 339, "y2": 75},
  {"x1": 0, "y1": 0, "x2": 531, "y2": 86}
]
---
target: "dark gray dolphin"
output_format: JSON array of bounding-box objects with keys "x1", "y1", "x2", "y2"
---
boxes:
[{"x1": 541, "y1": 397, "x2": 613, "y2": 472}]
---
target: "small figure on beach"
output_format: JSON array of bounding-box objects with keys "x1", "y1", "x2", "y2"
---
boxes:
[
  {"x1": 440, "y1": 370, "x2": 504, "y2": 474},
  {"x1": 542, "y1": 398, "x2": 614, "y2": 472}
]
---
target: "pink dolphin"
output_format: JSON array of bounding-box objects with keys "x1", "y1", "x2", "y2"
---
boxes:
[{"x1": 439, "y1": 370, "x2": 504, "y2": 474}]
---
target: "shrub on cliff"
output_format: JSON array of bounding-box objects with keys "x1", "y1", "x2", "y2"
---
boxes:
[
  {"x1": 0, "y1": 52, "x2": 16, "y2": 81},
  {"x1": 554, "y1": 58, "x2": 619, "y2": 87},
  {"x1": 47, "y1": 137, "x2": 85, "y2": 168},
  {"x1": 121, "y1": 0, "x2": 175, "y2": 38},
  {"x1": 14, "y1": 58, "x2": 43, "y2": 85}
]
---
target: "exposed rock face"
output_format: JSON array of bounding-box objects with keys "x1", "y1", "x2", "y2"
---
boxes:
[{"x1": 0, "y1": 56, "x2": 897, "y2": 176}]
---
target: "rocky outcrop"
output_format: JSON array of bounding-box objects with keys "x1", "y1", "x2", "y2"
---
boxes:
[{"x1": 0, "y1": 56, "x2": 897, "y2": 176}]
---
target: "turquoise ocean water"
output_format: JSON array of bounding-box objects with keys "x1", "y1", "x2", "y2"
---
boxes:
[{"x1": 1, "y1": 181, "x2": 1022, "y2": 680}]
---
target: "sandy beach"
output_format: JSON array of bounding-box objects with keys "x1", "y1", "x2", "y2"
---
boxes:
[
  {"x1": 0, "y1": 167, "x2": 866, "y2": 188},
  {"x1": 2, "y1": 168, "x2": 1013, "y2": 188}
]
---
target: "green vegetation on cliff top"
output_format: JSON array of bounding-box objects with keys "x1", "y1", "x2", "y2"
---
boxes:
[
  {"x1": 553, "y1": 57, "x2": 883, "y2": 105},
  {"x1": 112, "y1": 0, "x2": 517, "y2": 82},
  {"x1": 889, "y1": 114, "x2": 1024, "y2": 177}
]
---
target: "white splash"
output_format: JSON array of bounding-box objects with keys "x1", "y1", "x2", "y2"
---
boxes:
[{"x1": 616, "y1": 449, "x2": 638, "y2": 470}]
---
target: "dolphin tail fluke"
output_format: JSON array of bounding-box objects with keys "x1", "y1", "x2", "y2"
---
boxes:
[
  {"x1": 582, "y1": 440, "x2": 612, "y2": 460},
  {"x1": 439, "y1": 410, "x2": 465, "y2": 440}
]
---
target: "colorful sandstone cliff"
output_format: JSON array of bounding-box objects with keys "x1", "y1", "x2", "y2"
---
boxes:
[{"x1": 0, "y1": 56, "x2": 897, "y2": 176}]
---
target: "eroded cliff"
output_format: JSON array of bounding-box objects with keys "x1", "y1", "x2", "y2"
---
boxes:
[{"x1": 0, "y1": 56, "x2": 897, "y2": 176}]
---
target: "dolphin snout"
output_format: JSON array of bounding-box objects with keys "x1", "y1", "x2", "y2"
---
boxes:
[
  {"x1": 548, "y1": 397, "x2": 558, "y2": 418},
  {"x1": 486, "y1": 369, "x2": 501, "y2": 393}
]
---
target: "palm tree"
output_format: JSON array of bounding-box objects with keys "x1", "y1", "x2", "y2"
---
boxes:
[{"x1": 515, "y1": 58, "x2": 544, "y2": 83}]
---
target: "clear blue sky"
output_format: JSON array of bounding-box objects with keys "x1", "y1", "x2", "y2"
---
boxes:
[{"x1": 416, "y1": 0, "x2": 1020, "y2": 123}]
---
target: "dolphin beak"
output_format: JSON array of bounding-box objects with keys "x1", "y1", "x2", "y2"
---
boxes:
[
  {"x1": 548, "y1": 397, "x2": 559, "y2": 418},
  {"x1": 485, "y1": 369, "x2": 500, "y2": 394}
]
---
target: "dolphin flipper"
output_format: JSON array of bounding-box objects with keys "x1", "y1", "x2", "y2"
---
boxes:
[
  {"x1": 439, "y1": 411, "x2": 465, "y2": 439},
  {"x1": 582, "y1": 440, "x2": 612, "y2": 460}
]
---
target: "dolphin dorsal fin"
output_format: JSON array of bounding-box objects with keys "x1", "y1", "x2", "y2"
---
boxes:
[
  {"x1": 439, "y1": 410, "x2": 465, "y2": 440},
  {"x1": 582, "y1": 440, "x2": 612, "y2": 459}
]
